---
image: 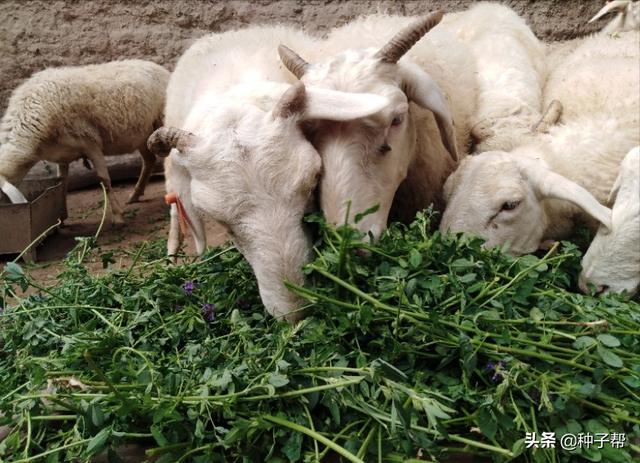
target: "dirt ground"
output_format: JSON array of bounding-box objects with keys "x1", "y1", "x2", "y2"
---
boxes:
[{"x1": 0, "y1": 174, "x2": 229, "y2": 289}]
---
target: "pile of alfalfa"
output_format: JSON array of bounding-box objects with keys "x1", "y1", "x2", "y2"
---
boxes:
[{"x1": 1, "y1": 209, "x2": 639, "y2": 463}]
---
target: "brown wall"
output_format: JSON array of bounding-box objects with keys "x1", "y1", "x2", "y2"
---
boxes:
[{"x1": 0, "y1": 1, "x2": 608, "y2": 114}]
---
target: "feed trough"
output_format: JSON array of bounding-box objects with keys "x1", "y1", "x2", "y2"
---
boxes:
[{"x1": 0, "y1": 178, "x2": 64, "y2": 262}]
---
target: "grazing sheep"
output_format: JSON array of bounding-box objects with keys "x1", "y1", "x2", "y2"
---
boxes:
[
  {"x1": 579, "y1": 146, "x2": 640, "y2": 297},
  {"x1": 439, "y1": 30, "x2": 639, "y2": 255},
  {"x1": 0, "y1": 60, "x2": 170, "y2": 226},
  {"x1": 279, "y1": 10, "x2": 476, "y2": 241},
  {"x1": 588, "y1": 0, "x2": 640, "y2": 35},
  {"x1": 154, "y1": 26, "x2": 389, "y2": 322}
]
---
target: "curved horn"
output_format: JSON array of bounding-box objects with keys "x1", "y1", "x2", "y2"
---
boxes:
[
  {"x1": 278, "y1": 44, "x2": 309, "y2": 79},
  {"x1": 147, "y1": 127, "x2": 199, "y2": 158},
  {"x1": 375, "y1": 10, "x2": 444, "y2": 64}
]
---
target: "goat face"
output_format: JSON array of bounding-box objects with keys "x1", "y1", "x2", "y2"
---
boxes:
[
  {"x1": 440, "y1": 148, "x2": 613, "y2": 256},
  {"x1": 302, "y1": 50, "x2": 415, "y2": 240}
]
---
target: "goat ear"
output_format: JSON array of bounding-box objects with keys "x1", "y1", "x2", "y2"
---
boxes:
[
  {"x1": 398, "y1": 63, "x2": 458, "y2": 161},
  {"x1": 512, "y1": 156, "x2": 613, "y2": 233},
  {"x1": 302, "y1": 87, "x2": 390, "y2": 122}
]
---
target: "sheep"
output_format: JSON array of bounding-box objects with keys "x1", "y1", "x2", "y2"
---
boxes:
[
  {"x1": 278, "y1": 9, "x2": 476, "y2": 242},
  {"x1": 439, "y1": 30, "x2": 639, "y2": 255},
  {"x1": 579, "y1": 146, "x2": 640, "y2": 297},
  {"x1": 151, "y1": 26, "x2": 389, "y2": 323},
  {"x1": 0, "y1": 60, "x2": 170, "y2": 226},
  {"x1": 588, "y1": 1, "x2": 640, "y2": 35}
]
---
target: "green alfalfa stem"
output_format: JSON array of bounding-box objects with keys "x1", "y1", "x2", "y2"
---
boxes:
[{"x1": 263, "y1": 413, "x2": 367, "y2": 463}]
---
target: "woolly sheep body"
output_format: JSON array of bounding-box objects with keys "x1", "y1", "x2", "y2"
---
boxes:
[
  {"x1": 159, "y1": 26, "x2": 389, "y2": 322},
  {"x1": 443, "y1": 3, "x2": 548, "y2": 154},
  {"x1": 439, "y1": 30, "x2": 639, "y2": 255},
  {"x1": 0, "y1": 60, "x2": 170, "y2": 225},
  {"x1": 579, "y1": 146, "x2": 640, "y2": 297}
]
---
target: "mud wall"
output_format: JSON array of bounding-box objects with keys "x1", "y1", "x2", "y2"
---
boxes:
[{"x1": 0, "y1": 0, "x2": 610, "y2": 114}]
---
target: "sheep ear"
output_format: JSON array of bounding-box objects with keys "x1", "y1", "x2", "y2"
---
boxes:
[
  {"x1": 398, "y1": 64, "x2": 458, "y2": 161},
  {"x1": 512, "y1": 156, "x2": 613, "y2": 232},
  {"x1": 302, "y1": 87, "x2": 390, "y2": 122}
]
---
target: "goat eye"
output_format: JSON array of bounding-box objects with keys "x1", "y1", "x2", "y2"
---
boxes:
[
  {"x1": 378, "y1": 143, "x2": 391, "y2": 154},
  {"x1": 391, "y1": 115, "x2": 404, "y2": 126},
  {"x1": 501, "y1": 201, "x2": 520, "y2": 211}
]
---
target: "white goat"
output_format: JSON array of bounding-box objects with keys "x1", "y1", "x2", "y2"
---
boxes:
[
  {"x1": 439, "y1": 30, "x2": 639, "y2": 255},
  {"x1": 589, "y1": 0, "x2": 640, "y2": 35},
  {"x1": 151, "y1": 26, "x2": 389, "y2": 322},
  {"x1": 579, "y1": 146, "x2": 640, "y2": 297},
  {"x1": 279, "y1": 10, "x2": 476, "y2": 241},
  {"x1": 0, "y1": 60, "x2": 170, "y2": 225}
]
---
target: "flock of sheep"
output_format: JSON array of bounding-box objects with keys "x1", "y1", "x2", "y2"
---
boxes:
[{"x1": 0, "y1": 1, "x2": 638, "y2": 323}]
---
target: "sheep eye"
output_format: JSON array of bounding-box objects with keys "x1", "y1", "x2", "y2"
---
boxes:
[
  {"x1": 378, "y1": 143, "x2": 392, "y2": 154},
  {"x1": 501, "y1": 201, "x2": 520, "y2": 211},
  {"x1": 391, "y1": 115, "x2": 404, "y2": 126}
]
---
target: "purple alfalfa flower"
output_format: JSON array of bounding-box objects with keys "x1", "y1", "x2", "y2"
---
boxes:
[
  {"x1": 183, "y1": 281, "x2": 196, "y2": 295},
  {"x1": 175, "y1": 306, "x2": 184, "y2": 313},
  {"x1": 201, "y1": 304, "x2": 215, "y2": 323},
  {"x1": 487, "y1": 360, "x2": 506, "y2": 382},
  {"x1": 236, "y1": 298, "x2": 252, "y2": 310}
]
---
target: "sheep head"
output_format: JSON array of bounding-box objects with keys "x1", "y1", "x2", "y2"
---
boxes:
[
  {"x1": 278, "y1": 11, "x2": 458, "y2": 243},
  {"x1": 439, "y1": 147, "x2": 613, "y2": 256},
  {"x1": 579, "y1": 146, "x2": 640, "y2": 297},
  {"x1": 150, "y1": 82, "x2": 388, "y2": 322}
]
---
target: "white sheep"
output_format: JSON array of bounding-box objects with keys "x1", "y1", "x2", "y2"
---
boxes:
[
  {"x1": 588, "y1": 0, "x2": 640, "y2": 35},
  {"x1": 579, "y1": 146, "x2": 640, "y2": 297},
  {"x1": 439, "y1": 30, "x2": 639, "y2": 255},
  {"x1": 152, "y1": 26, "x2": 389, "y2": 323},
  {"x1": 0, "y1": 60, "x2": 170, "y2": 225},
  {"x1": 279, "y1": 9, "x2": 476, "y2": 241}
]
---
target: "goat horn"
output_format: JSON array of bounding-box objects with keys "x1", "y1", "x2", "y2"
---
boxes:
[
  {"x1": 147, "y1": 127, "x2": 199, "y2": 157},
  {"x1": 278, "y1": 44, "x2": 309, "y2": 79},
  {"x1": 531, "y1": 100, "x2": 563, "y2": 134},
  {"x1": 375, "y1": 10, "x2": 444, "y2": 64}
]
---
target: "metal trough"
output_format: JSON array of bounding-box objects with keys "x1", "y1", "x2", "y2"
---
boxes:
[{"x1": 0, "y1": 178, "x2": 64, "y2": 262}]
